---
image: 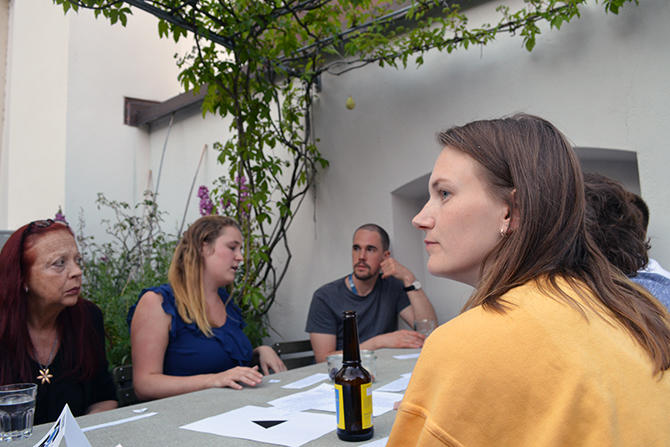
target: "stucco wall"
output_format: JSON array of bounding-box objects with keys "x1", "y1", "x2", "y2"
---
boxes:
[
  {"x1": 2, "y1": 0, "x2": 69, "y2": 229},
  {"x1": 63, "y1": 7, "x2": 193, "y2": 240},
  {"x1": 144, "y1": 108, "x2": 236, "y2": 235},
  {"x1": 0, "y1": 0, "x2": 9, "y2": 226},
  {"x1": 0, "y1": 1, "x2": 189, "y2": 235}
]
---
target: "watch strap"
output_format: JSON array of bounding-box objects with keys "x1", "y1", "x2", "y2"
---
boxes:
[{"x1": 404, "y1": 280, "x2": 421, "y2": 292}]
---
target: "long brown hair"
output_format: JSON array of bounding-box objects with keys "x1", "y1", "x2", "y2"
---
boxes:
[
  {"x1": 168, "y1": 215, "x2": 241, "y2": 336},
  {"x1": 438, "y1": 114, "x2": 670, "y2": 374}
]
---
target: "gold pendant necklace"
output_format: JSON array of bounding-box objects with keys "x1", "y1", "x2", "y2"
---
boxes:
[
  {"x1": 36, "y1": 338, "x2": 58, "y2": 385},
  {"x1": 37, "y1": 367, "x2": 53, "y2": 385}
]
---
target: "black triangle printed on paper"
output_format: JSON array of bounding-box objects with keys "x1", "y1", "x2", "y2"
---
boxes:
[{"x1": 252, "y1": 420, "x2": 287, "y2": 429}]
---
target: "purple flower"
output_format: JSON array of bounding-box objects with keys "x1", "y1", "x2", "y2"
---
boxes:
[
  {"x1": 54, "y1": 207, "x2": 67, "y2": 224},
  {"x1": 198, "y1": 185, "x2": 214, "y2": 216},
  {"x1": 236, "y1": 176, "x2": 250, "y2": 218},
  {"x1": 236, "y1": 175, "x2": 249, "y2": 199}
]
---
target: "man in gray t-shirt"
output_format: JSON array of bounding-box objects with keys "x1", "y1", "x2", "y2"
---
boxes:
[{"x1": 306, "y1": 224, "x2": 437, "y2": 363}]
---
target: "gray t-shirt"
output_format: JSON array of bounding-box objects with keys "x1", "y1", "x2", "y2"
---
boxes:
[{"x1": 305, "y1": 275, "x2": 411, "y2": 350}]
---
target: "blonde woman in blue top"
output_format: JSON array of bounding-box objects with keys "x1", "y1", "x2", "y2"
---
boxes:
[{"x1": 128, "y1": 216, "x2": 286, "y2": 400}]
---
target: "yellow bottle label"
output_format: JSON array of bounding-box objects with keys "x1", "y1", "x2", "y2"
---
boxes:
[
  {"x1": 334, "y1": 382, "x2": 373, "y2": 430},
  {"x1": 335, "y1": 383, "x2": 345, "y2": 429},
  {"x1": 360, "y1": 382, "x2": 372, "y2": 429}
]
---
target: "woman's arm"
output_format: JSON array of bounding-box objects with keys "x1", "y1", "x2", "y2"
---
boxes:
[
  {"x1": 130, "y1": 292, "x2": 263, "y2": 400},
  {"x1": 87, "y1": 400, "x2": 118, "y2": 414}
]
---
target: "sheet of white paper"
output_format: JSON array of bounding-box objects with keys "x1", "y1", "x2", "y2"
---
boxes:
[
  {"x1": 360, "y1": 436, "x2": 389, "y2": 447},
  {"x1": 370, "y1": 391, "x2": 403, "y2": 417},
  {"x1": 281, "y1": 373, "x2": 329, "y2": 389},
  {"x1": 81, "y1": 412, "x2": 157, "y2": 432},
  {"x1": 376, "y1": 373, "x2": 411, "y2": 392},
  {"x1": 269, "y1": 383, "x2": 334, "y2": 413},
  {"x1": 180, "y1": 405, "x2": 335, "y2": 447},
  {"x1": 308, "y1": 390, "x2": 402, "y2": 417},
  {"x1": 270, "y1": 384, "x2": 401, "y2": 417},
  {"x1": 393, "y1": 353, "x2": 420, "y2": 360}
]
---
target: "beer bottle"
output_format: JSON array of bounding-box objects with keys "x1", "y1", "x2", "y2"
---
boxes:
[{"x1": 334, "y1": 310, "x2": 373, "y2": 441}]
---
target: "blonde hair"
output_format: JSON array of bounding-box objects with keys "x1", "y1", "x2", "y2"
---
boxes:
[{"x1": 168, "y1": 215, "x2": 241, "y2": 336}]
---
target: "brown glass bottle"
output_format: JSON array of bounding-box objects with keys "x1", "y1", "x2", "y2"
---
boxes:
[{"x1": 334, "y1": 310, "x2": 373, "y2": 441}]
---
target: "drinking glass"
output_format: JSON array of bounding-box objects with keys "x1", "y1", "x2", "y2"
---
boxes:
[
  {"x1": 327, "y1": 350, "x2": 377, "y2": 382},
  {"x1": 413, "y1": 318, "x2": 438, "y2": 337},
  {"x1": 0, "y1": 383, "x2": 37, "y2": 442}
]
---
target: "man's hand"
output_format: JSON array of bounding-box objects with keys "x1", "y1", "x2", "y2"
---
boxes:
[
  {"x1": 382, "y1": 256, "x2": 438, "y2": 330},
  {"x1": 380, "y1": 257, "x2": 415, "y2": 286},
  {"x1": 361, "y1": 329, "x2": 425, "y2": 350}
]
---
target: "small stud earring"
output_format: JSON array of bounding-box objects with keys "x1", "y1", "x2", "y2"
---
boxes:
[
  {"x1": 500, "y1": 228, "x2": 506, "y2": 238},
  {"x1": 24, "y1": 286, "x2": 29, "y2": 294}
]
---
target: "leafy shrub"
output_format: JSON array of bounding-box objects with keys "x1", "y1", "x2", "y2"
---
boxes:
[
  {"x1": 76, "y1": 190, "x2": 271, "y2": 368},
  {"x1": 77, "y1": 192, "x2": 177, "y2": 368}
]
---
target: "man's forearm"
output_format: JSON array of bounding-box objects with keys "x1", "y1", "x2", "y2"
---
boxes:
[
  {"x1": 359, "y1": 336, "x2": 381, "y2": 351},
  {"x1": 407, "y1": 289, "x2": 437, "y2": 323}
]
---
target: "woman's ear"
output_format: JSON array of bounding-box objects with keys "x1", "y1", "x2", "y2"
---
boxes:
[
  {"x1": 201, "y1": 241, "x2": 212, "y2": 257},
  {"x1": 504, "y1": 189, "x2": 520, "y2": 232}
]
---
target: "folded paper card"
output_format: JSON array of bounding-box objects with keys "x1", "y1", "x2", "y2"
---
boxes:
[{"x1": 32, "y1": 404, "x2": 91, "y2": 447}]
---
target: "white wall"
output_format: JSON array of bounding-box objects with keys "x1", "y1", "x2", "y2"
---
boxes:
[
  {"x1": 145, "y1": 109, "x2": 235, "y2": 235},
  {"x1": 0, "y1": 0, "x2": 9, "y2": 226},
  {"x1": 2, "y1": 0, "x2": 69, "y2": 229},
  {"x1": 1, "y1": 1, "x2": 190, "y2": 235}
]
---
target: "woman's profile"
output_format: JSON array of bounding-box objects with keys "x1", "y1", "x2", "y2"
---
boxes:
[{"x1": 388, "y1": 114, "x2": 670, "y2": 446}]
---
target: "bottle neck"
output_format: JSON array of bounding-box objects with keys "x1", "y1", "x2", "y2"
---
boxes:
[{"x1": 342, "y1": 312, "x2": 362, "y2": 364}]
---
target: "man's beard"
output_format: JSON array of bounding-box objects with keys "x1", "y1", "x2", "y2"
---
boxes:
[{"x1": 353, "y1": 264, "x2": 378, "y2": 281}]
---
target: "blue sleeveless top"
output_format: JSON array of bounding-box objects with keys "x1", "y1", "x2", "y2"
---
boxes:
[{"x1": 127, "y1": 284, "x2": 253, "y2": 376}]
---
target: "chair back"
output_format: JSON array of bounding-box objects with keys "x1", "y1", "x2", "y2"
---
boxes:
[
  {"x1": 272, "y1": 339, "x2": 315, "y2": 370},
  {"x1": 113, "y1": 364, "x2": 139, "y2": 407}
]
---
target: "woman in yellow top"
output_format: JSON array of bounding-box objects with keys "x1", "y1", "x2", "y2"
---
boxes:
[{"x1": 388, "y1": 114, "x2": 670, "y2": 446}]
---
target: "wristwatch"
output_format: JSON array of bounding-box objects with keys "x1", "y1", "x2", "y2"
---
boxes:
[{"x1": 403, "y1": 280, "x2": 422, "y2": 292}]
